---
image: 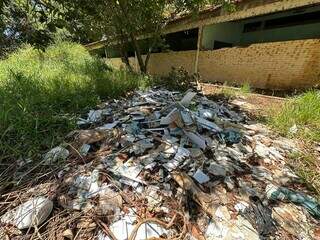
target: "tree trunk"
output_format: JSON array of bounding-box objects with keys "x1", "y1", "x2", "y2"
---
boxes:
[
  {"x1": 119, "y1": 34, "x2": 133, "y2": 72},
  {"x1": 130, "y1": 33, "x2": 146, "y2": 73},
  {"x1": 120, "y1": 49, "x2": 133, "y2": 72}
]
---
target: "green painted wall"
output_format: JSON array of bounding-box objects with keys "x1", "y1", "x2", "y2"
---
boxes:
[
  {"x1": 240, "y1": 22, "x2": 320, "y2": 45},
  {"x1": 202, "y1": 22, "x2": 243, "y2": 49},
  {"x1": 202, "y1": 5, "x2": 320, "y2": 49}
]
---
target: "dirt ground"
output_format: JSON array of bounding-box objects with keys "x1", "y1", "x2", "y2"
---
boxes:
[{"x1": 200, "y1": 83, "x2": 286, "y2": 118}]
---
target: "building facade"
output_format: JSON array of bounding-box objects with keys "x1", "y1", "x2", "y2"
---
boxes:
[{"x1": 87, "y1": 0, "x2": 320, "y2": 90}]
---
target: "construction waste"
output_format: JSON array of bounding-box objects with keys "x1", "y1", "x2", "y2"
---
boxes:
[{"x1": 0, "y1": 88, "x2": 319, "y2": 239}]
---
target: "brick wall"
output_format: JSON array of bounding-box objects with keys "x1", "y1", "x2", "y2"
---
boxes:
[
  {"x1": 106, "y1": 39, "x2": 320, "y2": 90},
  {"x1": 147, "y1": 51, "x2": 196, "y2": 76},
  {"x1": 198, "y1": 39, "x2": 320, "y2": 89}
]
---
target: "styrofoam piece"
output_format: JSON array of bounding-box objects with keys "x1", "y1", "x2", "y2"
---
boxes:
[{"x1": 1, "y1": 197, "x2": 53, "y2": 229}]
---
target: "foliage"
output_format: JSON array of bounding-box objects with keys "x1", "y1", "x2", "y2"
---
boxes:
[
  {"x1": 40, "y1": 0, "x2": 234, "y2": 72},
  {"x1": 268, "y1": 90, "x2": 320, "y2": 142},
  {"x1": 0, "y1": 0, "x2": 235, "y2": 64},
  {"x1": 0, "y1": 42, "x2": 149, "y2": 164},
  {"x1": 156, "y1": 67, "x2": 197, "y2": 91},
  {"x1": 0, "y1": 0, "x2": 101, "y2": 57}
]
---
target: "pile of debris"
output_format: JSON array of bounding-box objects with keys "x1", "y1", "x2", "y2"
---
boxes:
[{"x1": 1, "y1": 88, "x2": 320, "y2": 239}]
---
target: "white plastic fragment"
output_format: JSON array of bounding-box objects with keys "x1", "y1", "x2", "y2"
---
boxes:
[
  {"x1": 160, "y1": 108, "x2": 181, "y2": 125},
  {"x1": 180, "y1": 111, "x2": 193, "y2": 125},
  {"x1": 289, "y1": 124, "x2": 298, "y2": 134},
  {"x1": 96, "y1": 121, "x2": 119, "y2": 130},
  {"x1": 1, "y1": 197, "x2": 53, "y2": 229},
  {"x1": 193, "y1": 169, "x2": 210, "y2": 184},
  {"x1": 79, "y1": 144, "x2": 91, "y2": 156},
  {"x1": 114, "y1": 164, "x2": 144, "y2": 180},
  {"x1": 43, "y1": 146, "x2": 69, "y2": 164},
  {"x1": 180, "y1": 91, "x2": 197, "y2": 106},
  {"x1": 87, "y1": 110, "x2": 102, "y2": 123},
  {"x1": 184, "y1": 131, "x2": 207, "y2": 150},
  {"x1": 163, "y1": 147, "x2": 190, "y2": 171},
  {"x1": 234, "y1": 201, "x2": 249, "y2": 213},
  {"x1": 195, "y1": 116, "x2": 222, "y2": 133},
  {"x1": 99, "y1": 211, "x2": 168, "y2": 240}
]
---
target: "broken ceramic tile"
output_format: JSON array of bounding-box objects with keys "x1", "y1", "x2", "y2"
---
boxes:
[
  {"x1": 184, "y1": 131, "x2": 207, "y2": 150},
  {"x1": 193, "y1": 169, "x2": 210, "y2": 184}
]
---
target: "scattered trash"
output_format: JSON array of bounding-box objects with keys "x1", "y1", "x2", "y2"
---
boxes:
[
  {"x1": 218, "y1": 129, "x2": 242, "y2": 145},
  {"x1": 272, "y1": 204, "x2": 315, "y2": 240},
  {"x1": 0, "y1": 197, "x2": 53, "y2": 229},
  {"x1": 243, "y1": 196, "x2": 275, "y2": 238},
  {"x1": 43, "y1": 146, "x2": 69, "y2": 164},
  {"x1": 289, "y1": 124, "x2": 298, "y2": 135},
  {"x1": 193, "y1": 169, "x2": 210, "y2": 184},
  {"x1": 79, "y1": 144, "x2": 91, "y2": 156},
  {"x1": 266, "y1": 184, "x2": 320, "y2": 219},
  {"x1": 62, "y1": 229, "x2": 74, "y2": 239},
  {"x1": 2, "y1": 88, "x2": 319, "y2": 239}
]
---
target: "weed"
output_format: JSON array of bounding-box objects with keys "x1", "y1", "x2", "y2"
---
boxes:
[
  {"x1": 0, "y1": 42, "x2": 150, "y2": 171},
  {"x1": 219, "y1": 82, "x2": 238, "y2": 98},
  {"x1": 240, "y1": 82, "x2": 251, "y2": 94},
  {"x1": 268, "y1": 90, "x2": 320, "y2": 142}
]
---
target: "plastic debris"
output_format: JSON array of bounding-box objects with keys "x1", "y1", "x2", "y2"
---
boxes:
[
  {"x1": 243, "y1": 196, "x2": 276, "y2": 238},
  {"x1": 97, "y1": 121, "x2": 119, "y2": 130},
  {"x1": 43, "y1": 146, "x2": 69, "y2": 164},
  {"x1": 180, "y1": 91, "x2": 197, "y2": 106},
  {"x1": 0, "y1": 197, "x2": 53, "y2": 229},
  {"x1": 99, "y1": 211, "x2": 168, "y2": 240},
  {"x1": 193, "y1": 169, "x2": 210, "y2": 184},
  {"x1": 266, "y1": 184, "x2": 320, "y2": 219},
  {"x1": 79, "y1": 144, "x2": 91, "y2": 156},
  {"x1": 218, "y1": 129, "x2": 242, "y2": 144}
]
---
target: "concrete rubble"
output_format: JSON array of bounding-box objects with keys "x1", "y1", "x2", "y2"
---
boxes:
[{"x1": 1, "y1": 88, "x2": 319, "y2": 239}]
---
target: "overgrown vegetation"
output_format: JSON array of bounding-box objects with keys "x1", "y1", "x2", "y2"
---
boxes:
[
  {"x1": 268, "y1": 90, "x2": 320, "y2": 142},
  {"x1": 0, "y1": 42, "x2": 149, "y2": 165},
  {"x1": 156, "y1": 67, "x2": 197, "y2": 91}
]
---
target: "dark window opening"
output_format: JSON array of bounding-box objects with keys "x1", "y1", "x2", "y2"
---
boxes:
[
  {"x1": 265, "y1": 10, "x2": 320, "y2": 29},
  {"x1": 165, "y1": 28, "x2": 198, "y2": 51},
  {"x1": 213, "y1": 40, "x2": 233, "y2": 50},
  {"x1": 243, "y1": 21, "x2": 263, "y2": 33}
]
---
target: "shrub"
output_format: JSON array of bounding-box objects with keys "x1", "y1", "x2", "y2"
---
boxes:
[{"x1": 156, "y1": 67, "x2": 197, "y2": 91}]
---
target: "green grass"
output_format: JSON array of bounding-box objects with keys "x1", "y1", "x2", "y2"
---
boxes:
[
  {"x1": 240, "y1": 82, "x2": 251, "y2": 94},
  {"x1": 0, "y1": 42, "x2": 150, "y2": 171},
  {"x1": 268, "y1": 90, "x2": 320, "y2": 142},
  {"x1": 268, "y1": 90, "x2": 320, "y2": 199}
]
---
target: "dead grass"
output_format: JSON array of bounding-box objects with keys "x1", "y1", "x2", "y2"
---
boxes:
[{"x1": 288, "y1": 151, "x2": 320, "y2": 201}]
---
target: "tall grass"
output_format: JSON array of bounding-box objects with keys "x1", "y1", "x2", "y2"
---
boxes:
[
  {"x1": 269, "y1": 90, "x2": 320, "y2": 142},
  {"x1": 0, "y1": 42, "x2": 149, "y2": 167}
]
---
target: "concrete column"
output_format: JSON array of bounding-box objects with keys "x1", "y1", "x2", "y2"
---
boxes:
[{"x1": 194, "y1": 26, "x2": 203, "y2": 74}]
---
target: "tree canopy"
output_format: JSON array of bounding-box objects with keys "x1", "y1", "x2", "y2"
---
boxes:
[{"x1": 1, "y1": 0, "x2": 234, "y2": 69}]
